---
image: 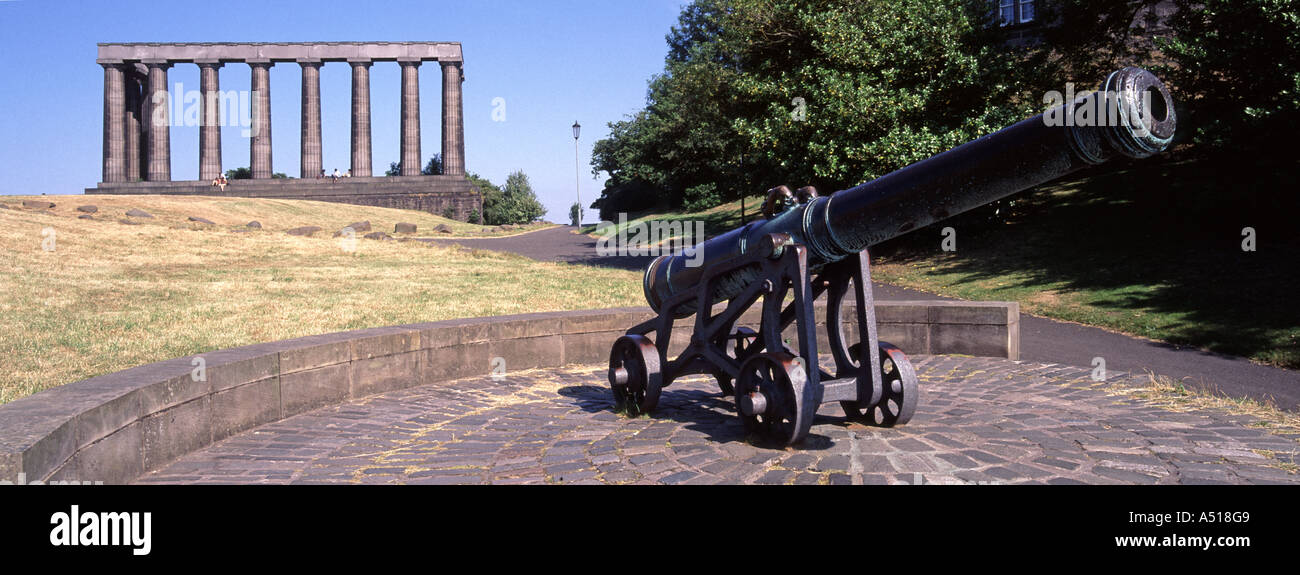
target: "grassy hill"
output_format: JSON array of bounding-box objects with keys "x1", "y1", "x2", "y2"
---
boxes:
[
  {"x1": 1, "y1": 194, "x2": 552, "y2": 237},
  {"x1": 579, "y1": 194, "x2": 764, "y2": 246},
  {"x1": 0, "y1": 195, "x2": 639, "y2": 404}
]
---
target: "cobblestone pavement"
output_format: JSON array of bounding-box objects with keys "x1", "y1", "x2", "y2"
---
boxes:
[{"x1": 137, "y1": 356, "x2": 1300, "y2": 485}]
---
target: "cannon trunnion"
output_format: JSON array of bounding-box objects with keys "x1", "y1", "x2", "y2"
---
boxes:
[{"x1": 609, "y1": 67, "x2": 1177, "y2": 446}]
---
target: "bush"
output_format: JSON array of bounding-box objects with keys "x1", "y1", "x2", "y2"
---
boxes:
[
  {"x1": 594, "y1": 180, "x2": 662, "y2": 221},
  {"x1": 682, "y1": 182, "x2": 721, "y2": 212}
]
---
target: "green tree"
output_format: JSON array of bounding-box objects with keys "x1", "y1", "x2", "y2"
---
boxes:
[
  {"x1": 423, "y1": 154, "x2": 443, "y2": 175},
  {"x1": 569, "y1": 202, "x2": 584, "y2": 226},
  {"x1": 469, "y1": 173, "x2": 507, "y2": 225},
  {"x1": 1157, "y1": 0, "x2": 1300, "y2": 155},
  {"x1": 501, "y1": 171, "x2": 546, "y2": 224},
  {"x1": 385, "y1": 161, "x2": 401, "y2": 177},
  {"x1": 224, "y1": 166, "x2": 288, "y2": 180},
  {"x1": 590, "y1": 0, "x2": 1035, "y2": 213}
]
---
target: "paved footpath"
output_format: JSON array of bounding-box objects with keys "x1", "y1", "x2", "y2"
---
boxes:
[
  {"x1": 428, "y1": 226, "x2": 1300, "y2": 410},
  {"x1": 137, "y1": 356, "x2": 1300, "y2": 485}
]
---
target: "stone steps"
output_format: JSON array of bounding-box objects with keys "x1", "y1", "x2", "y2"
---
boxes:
[{"x1": 85, "y1": 176, "x2": 481, "y2": 218}]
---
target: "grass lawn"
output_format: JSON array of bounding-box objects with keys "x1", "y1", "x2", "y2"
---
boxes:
[
  {"x1": 0, "y1": 196, "x2": 641, "y2": 404},
  {"x1": 578, "y1": 194, "x2": 764, "y2": 246},
  {"x1": 867, "y1": 156, "x2": 1300, "y2": 369},
  {"x1": 584, "y1": 157, "x2": 1300, "y2": 370}
]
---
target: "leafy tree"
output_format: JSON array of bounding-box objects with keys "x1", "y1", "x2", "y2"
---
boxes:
[
  {"x1": 468, "y1": 209, "x2": 482, "y2": 225},
  {"x1": 441, "y1": 205, "x2": 457, "y2": 220},
  {"x1": 224, "y1": 166, "x2": 288, "y2": 180},
  {"x1": 1157, "y1": 0, "x2": 1300, "y2": 155},
  {"x1": 590, "y1": 0, "x2": 1036, "y2": 213},
  {"x1": 469, "y1": 173, "x2": 507, "y2": 225},
  {"x1": 386, "y1": 155, "x2": 443, "y2": 177},
  {"x1": 502, "y1": 171, "x2": 546, "y2": 224},
  {"x1": 569, "y1": 202, "x2": 584, "y2": 226},
  {"x1": 682, "y1": 182, "x2": 721, "y2": 212},
  {"x1": 423, "y1": 154, "x2": 443, "y2": 175}
]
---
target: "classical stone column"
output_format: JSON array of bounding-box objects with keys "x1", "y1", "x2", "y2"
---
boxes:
[
  {"x1": 249, "y1": 61, "x2": 274, "y2": 179},
  {"x1": 198, "y1": 61, "x2": 224, "y2": 182},
  {"x1": 441, "y1": 61, "x2": 465, "y2": 176},
  {"x1": 144, "y1": 61, "x2": 172, "y2": 181},
  {"x1": 299, "y1": 60, "x2": 323, "y2": 179},
  {"x1": 101, "y1": 63, "x2": 127, "y2": 183},
  {"x1": 349, "y1": 60, "x2": 372, "y2": 177},
  {"x1": 399, "y1": 60, "x2": 421, "y2": 176},
  {"x1": 124, "y1": 70, "x2": 144, "y2": 182}
]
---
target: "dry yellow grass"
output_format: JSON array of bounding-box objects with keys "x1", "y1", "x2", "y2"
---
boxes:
[
  {"x1": 1103, "y1": 373, "x2": 1300, "y2": 439},
  {"x1": 1, "y1": 194, "x2": 552, "y2": 236},
  {"x1": 0, "y1": 198, "x2": 641, "y2": 404},
  {"x1": 1100, "y1": 373, "x2": 1300, "y2": 473}
]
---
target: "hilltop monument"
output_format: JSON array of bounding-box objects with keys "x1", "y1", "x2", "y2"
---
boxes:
[{"x1": 89, "y1": 42, "x2": 481, "y2": 220}]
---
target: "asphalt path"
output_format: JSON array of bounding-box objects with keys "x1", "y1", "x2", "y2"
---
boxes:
[{"x1": 426, "y1": 226, "x2": 1300, "y2": 410}]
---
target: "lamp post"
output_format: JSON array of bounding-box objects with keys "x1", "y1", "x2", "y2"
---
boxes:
[{"x1": 572, "y1": 121, "x2": 581, "y2": 227}]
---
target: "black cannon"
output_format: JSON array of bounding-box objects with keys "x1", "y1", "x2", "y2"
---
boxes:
[{"x1": 608, "y1": 67, "x2": 1177, "y2": 446}]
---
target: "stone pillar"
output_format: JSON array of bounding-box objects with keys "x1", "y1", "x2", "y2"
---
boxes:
[
  {"x1": 101, "y1": 63, "x2": 127, "y2": 183},
  {"x1": 144, "y1": 61, "x2": 172, "y2": 181},
  {"x1": 249, "y1": 61, "x2": 274, "y2": 179},
  {"x1": 198, "y1": 61, "x2": 224, "y2": 182},
  {"x1": 349, "y1": 60, "x2": 372, "y2": 177},
  {"x1": 124, "y1": 69, "x2": 144, "y2": 182},
  {"x1": 441, "y1": 61, "x2": 465, "y2": 176},
  {"x1": 299, "y1": 60, "x2": 322, "y2": 179},
  {"x1": 399, "y1": 60, "x2": 421, "y2": 176}
]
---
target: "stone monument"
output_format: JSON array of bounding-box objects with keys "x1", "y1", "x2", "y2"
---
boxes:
[{"x1": 88, "y1": 42, "x2": 481, "y2": 220}]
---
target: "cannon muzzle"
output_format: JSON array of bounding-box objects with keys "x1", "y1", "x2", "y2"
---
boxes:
[{"x1": 644, "y1": 67, "x2": 1176, "y2": 315}]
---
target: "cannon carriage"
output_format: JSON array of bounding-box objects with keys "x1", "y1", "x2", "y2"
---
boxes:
[{"x1": 608, "y1": 67, "x2": 1178, "y2": 446}]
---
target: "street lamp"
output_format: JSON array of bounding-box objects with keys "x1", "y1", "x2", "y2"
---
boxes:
[{"x1": 572, "y1": 121, "x2": 581, "y2": 227}]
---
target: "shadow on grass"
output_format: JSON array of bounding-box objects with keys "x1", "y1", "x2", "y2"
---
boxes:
[{"x1": 873, "y1": 155, "x2": 1300, "y2": 368}]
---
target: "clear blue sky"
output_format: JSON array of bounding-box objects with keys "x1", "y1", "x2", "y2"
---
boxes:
[{"x1": 0, "y1": 0, "x2": 687, "y2": 220}]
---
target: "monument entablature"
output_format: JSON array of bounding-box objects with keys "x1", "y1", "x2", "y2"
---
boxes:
[{"x1": 95, "y1": 41, "x2": 464, "y2": 64}]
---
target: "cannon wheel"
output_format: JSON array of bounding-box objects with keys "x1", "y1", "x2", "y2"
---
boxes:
[
  {"x1": 608, "y1": 335, "x2": 662, "y2": 416},
  {"x1": 715, "y1": 326, "x2": 760, "y2": 396},
  {"x1": 841, "y1": 341, "x2": 919, "y2": 427},
  {"x1": 734, "y1": 352, "x2": 813, "y2": 447}
]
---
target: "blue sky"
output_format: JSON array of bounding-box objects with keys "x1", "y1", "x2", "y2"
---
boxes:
[{"x1": 0, "y1": 0, "x2": 687, "y2": 220}]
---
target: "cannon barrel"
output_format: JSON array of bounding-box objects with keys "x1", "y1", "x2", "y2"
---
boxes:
[{"x1": 644, "y1": 67, "x2": 1177, "y2": 315}]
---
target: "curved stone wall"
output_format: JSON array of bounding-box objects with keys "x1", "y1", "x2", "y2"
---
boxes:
[{"x1": 0, "y1": 301, "x2": 1017, "y2": 484}]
